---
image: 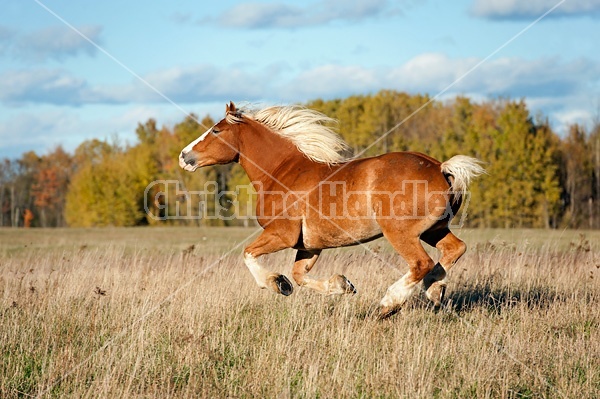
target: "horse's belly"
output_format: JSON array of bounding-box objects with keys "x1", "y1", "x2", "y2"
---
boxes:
[{"x1": 301, "y1": 218, "x2": 382, "y2": 249}]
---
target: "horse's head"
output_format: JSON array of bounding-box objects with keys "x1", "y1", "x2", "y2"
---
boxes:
[{"x1": 179, "y1": 101, "x2": 243, "y2": 172}]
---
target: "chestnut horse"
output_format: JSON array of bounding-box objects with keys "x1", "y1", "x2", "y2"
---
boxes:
[{"x1": 180, "y1": 102, "x2": 484, "y2": 318}]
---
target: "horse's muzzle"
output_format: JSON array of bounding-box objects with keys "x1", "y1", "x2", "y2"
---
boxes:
[{"x1": 179, "y1": 151, "x2": 198, "y2": 171}]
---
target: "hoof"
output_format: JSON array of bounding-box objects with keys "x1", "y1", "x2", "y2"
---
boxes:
[
  {"x1": 434, "y1": 285, "x2": 446, "y2": 312},
  {"x1": 267, "y1": 274, "x2": 293, "y2": 296},
  {"x1": 377, "y1": 305, "x2": 400, "y2": 320},
  {"x1": 426, "y1": 283, "x2": 446, "y2": 311},
  {"x1": 328, "y1": 274, "x2": 357, "y2": 295}
]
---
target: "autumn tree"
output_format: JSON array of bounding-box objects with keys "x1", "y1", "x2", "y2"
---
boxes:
[
  {"x1": 30, "y1": 146, "x2": 73, "y2": 227},
  {"x1": 65, "y1": 139, "x2": 155, "y2": 227},
  {"x1": 590, "y1": 122, "x2": 600, "y2": 228},
  {"x1": 560, "y1": 124, "x2": 594, "y2": 227},
  {"x1": 8, "y1": 152, "x2": 41, "y2": 227}
]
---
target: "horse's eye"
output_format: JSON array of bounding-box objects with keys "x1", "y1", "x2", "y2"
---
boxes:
[{"x1": 212, "y1": 128, "x2": 220, "y2": 134}]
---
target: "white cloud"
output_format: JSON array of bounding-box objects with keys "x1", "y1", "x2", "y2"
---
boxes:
[
  {"x1": 471, "y1": 0, "x2": 600, "y2": 19},
  {"x1": 0, "y1": 110, "x2": 82, "y2": 160},
  {"x1": 0, "y1": 26, "x2": 15, "y2": 56},
  {"x1": 213, "y1": 0, "x2": 395, "y2": 29},
  {"x1": 13, "y1": 25, "x2": 102, "y2": 62},
  {"x1": 554, "y1": 108, "x2": 594, "y2": 128},
  {"x1": 284, "y1": 65, "x2": 379, "y2": 98},
  {"x1": 219, "y1": 2, "x2": 301, "y2": 28},
  {"x1": 310, "y1": 0, "x2": 395, "y2": 24},
  {"x1": 388, "y1": 53, "x2": 478, "y2": 93},
  {"x1": 1, "y1": 54, "x2": 598, "y2": 137},
  {"x1": 2, "y1": 54, "x2": 599, "y2": 109},
  {"x1": 134, "y1": 65, "x2": 269, "y2": 103},
  {"x1": 0, "y1": 65, "x2": 271, "y2": 106},
  {"x1": 283, "y1": 54, "x2": 600, "y2": 102},
  {"x1": 0, "y1": 69, "x2": 92, "y2": 106},
  {"x1": 413, "y1": 55, "x2": 597, "y2": 98},
  {"x1": 0, "y1": 106, "x2": 174, "y2": 159}
]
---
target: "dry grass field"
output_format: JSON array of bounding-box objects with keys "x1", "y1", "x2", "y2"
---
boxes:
[{"x1": 1, "y1": 227, "x2": 599, "y2": 398}]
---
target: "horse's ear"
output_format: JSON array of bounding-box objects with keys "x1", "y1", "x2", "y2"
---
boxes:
[{"x1": 226, "y1": 101, "x2": 237, "y2": 114}]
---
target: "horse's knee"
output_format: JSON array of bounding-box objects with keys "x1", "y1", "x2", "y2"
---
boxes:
[{"x1": 410, "y1": 258, "x2": 436, "y2": 282}]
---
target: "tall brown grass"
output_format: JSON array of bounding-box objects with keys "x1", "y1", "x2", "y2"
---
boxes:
[{"x1": 0, "y1": 227, "x2": 598, "y2": 398}]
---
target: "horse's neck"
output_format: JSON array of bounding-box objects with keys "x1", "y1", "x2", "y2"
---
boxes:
[{"x1": 238, "y1": 123, "x2": 307, "y2": 188}]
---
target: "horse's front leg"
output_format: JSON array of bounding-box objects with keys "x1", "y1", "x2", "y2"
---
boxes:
[
  {"x1": 244, "y1": 230, "x2": 295, "y2": 296},
  {"x1": 292, "y1": 250, "x2": 356, "y2": 295}
]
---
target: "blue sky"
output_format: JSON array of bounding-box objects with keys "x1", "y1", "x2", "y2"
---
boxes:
[{"x1": 0, "y1": 0, "x2": 599, "y2": 159}]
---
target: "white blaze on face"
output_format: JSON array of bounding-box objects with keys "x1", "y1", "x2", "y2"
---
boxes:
[{"x1": 179, "y1": 126, "x2": 213, "y2": 171}]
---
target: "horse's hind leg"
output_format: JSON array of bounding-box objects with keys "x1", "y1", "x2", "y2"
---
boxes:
[
  {"x1": 421, "y1": 228, "x2": 466, "y2": 309},
  {"x1": 292, "y1": 250, "x2": 356, "y2": 295},
  {"x1": 378, "y1": 232, "x2": 435, "y2": 318}
]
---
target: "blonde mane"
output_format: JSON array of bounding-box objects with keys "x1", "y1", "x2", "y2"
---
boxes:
[{"x1": 238, "y1": 105, "x2": 351, "y2": 165}]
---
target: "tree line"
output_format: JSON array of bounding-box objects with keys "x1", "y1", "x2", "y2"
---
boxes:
[{"x1": 1, "y1": 90, "x2": 599, "y2": 229}]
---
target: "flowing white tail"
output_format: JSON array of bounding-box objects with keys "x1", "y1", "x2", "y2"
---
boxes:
[{"x1": 440, "y1": 155, "x2": 486, "y2": 199}]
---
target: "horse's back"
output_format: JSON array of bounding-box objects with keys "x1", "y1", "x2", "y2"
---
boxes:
[{"x1": 331, "y1": 151, "x2": 446, "y2": 188}]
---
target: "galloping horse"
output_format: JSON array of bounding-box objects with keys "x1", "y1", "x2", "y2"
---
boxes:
[{"x1": 180, "y1": 102, "x2": 484, "y2": 318}]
